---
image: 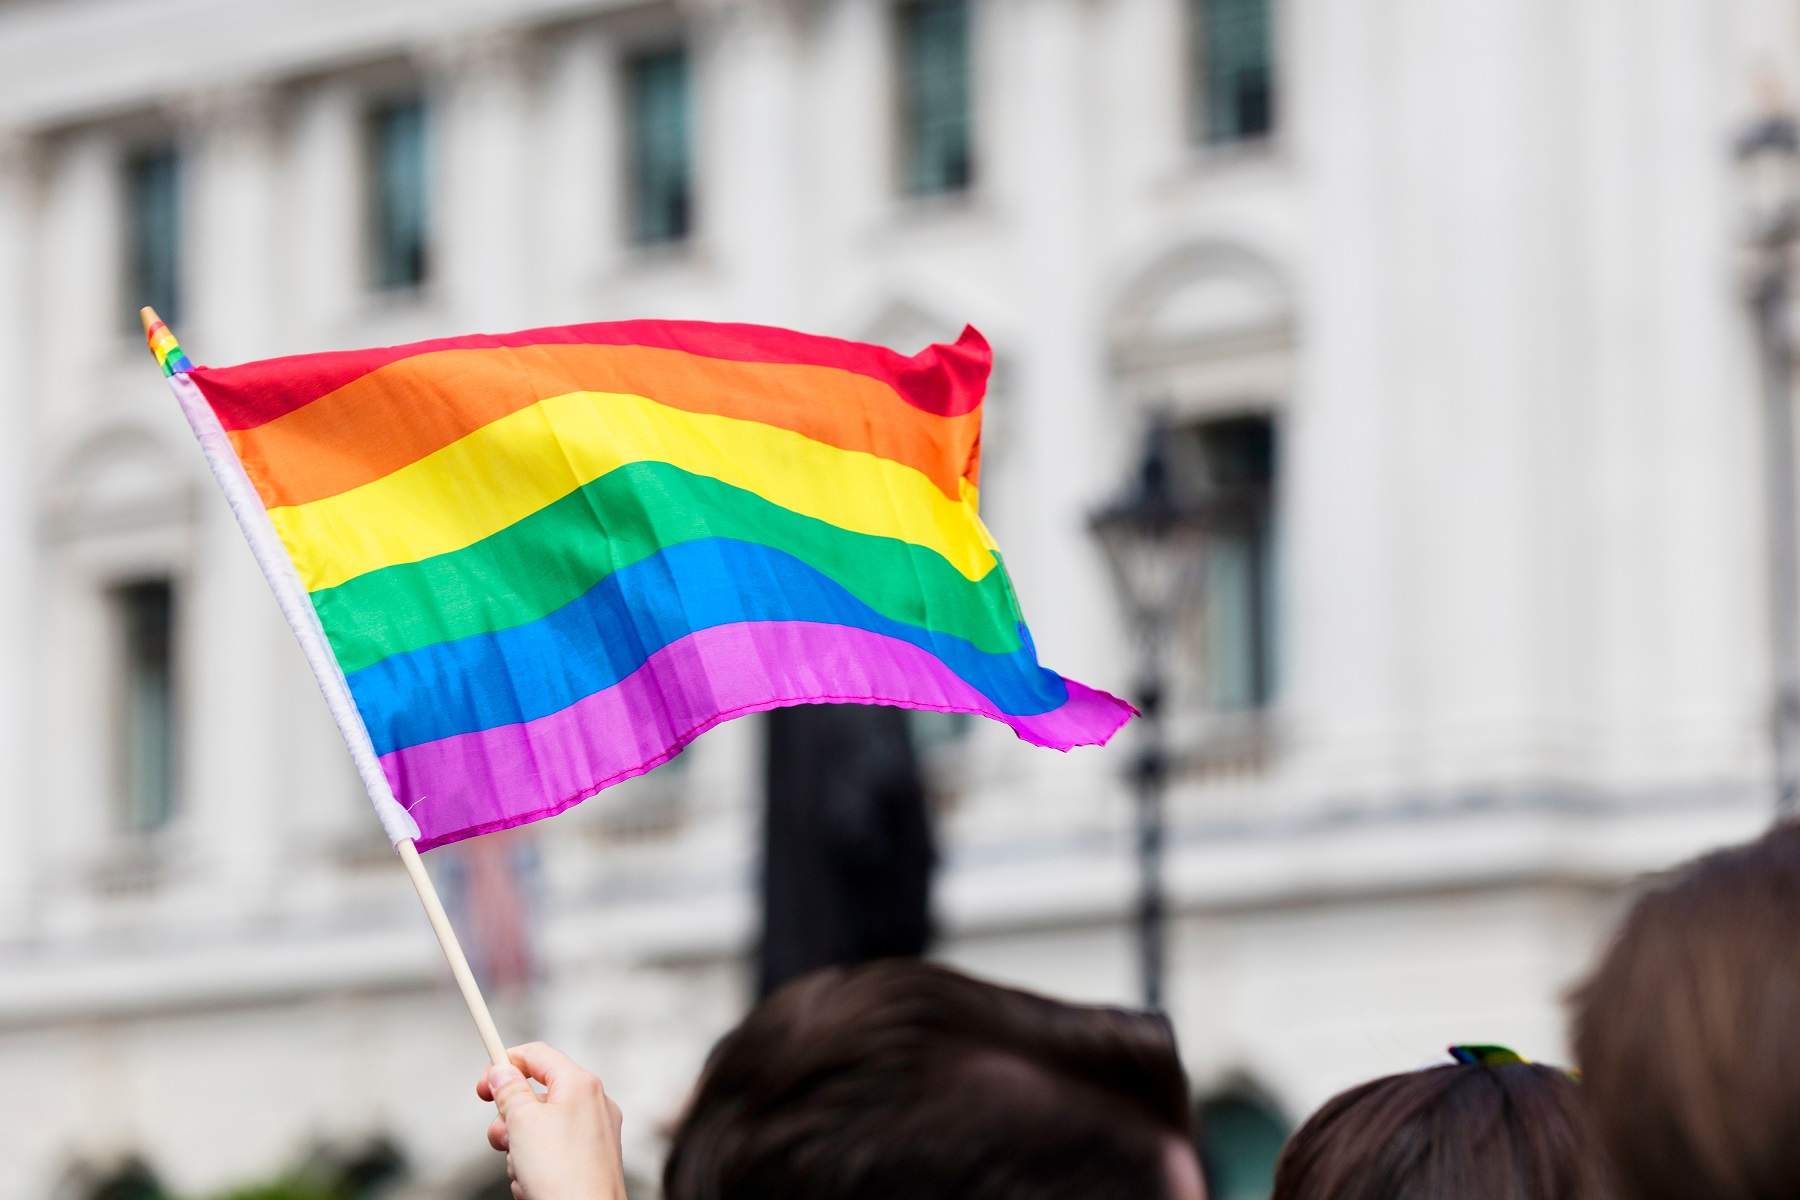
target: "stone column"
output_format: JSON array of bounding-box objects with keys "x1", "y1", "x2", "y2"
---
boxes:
[
  {"x1": 36, "y1": 132, "x2": 114, "y2": 422},
  {"x1": 537, "y1": 27, "x2": 620, "y2": 305},
  {"x1": 286, "y1": 80, "x2": 362, "y2": 342},
  {"x1": 699, "y1": 0, "x2": 806, "y2": 323},
  {"x1": 429, "y1": 28, "x2": 535, "y2": 331},
  {"x1": 178, "y1": 84, "x2": 288, "y2": 911},
  {"x1": 186, "y1": 84, "x2": 280, "y2": 360},
  {"x1": 1282, "y1": 0, "x2": 1404, "y2": 801},
  {"x1": 0, "y1": 133, "x2": 37, "y2": 938}
]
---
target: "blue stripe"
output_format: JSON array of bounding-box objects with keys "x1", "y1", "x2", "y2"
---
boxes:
[{"x1": 347, "y1": 538, "x2": 1069, "y2": 754}]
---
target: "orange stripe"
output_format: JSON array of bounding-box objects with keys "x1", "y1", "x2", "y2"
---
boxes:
[{"x1": 228, "y1": 344, "x2": 983, "y2": 509}]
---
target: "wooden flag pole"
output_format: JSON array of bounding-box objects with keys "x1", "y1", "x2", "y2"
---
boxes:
[{"x1": 396, "y1": 838, "x2": 512, "y2": 1069}]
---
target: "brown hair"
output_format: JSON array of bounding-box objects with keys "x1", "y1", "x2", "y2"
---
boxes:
[
  {"x1": 1572, "y1": 823, "x2": 1800, "y2": 1200},
  {"x1": 1271, "y1": 1062, "x2": 1607, "y2": 1200},
  {"x1": 663, "y1": 959, "x2": 1192, "y2": 1200}
]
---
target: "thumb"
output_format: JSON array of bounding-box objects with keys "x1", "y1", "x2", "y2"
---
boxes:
[{"x1": 487, "y1": 1064, "x2": 537, "y2": 1116}]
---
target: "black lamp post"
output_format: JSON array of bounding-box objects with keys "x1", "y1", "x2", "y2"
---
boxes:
[
  {"x1": 1090, "y1": 418, "x2": 1209, "y2": 1010},
  {"x1": 1739, "y1": 108, "x2": 1800, "y2": 820}
]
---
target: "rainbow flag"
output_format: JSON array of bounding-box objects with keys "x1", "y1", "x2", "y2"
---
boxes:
[{"x1": 146, "y1": 311, "x2": 1132, "y2": 850}]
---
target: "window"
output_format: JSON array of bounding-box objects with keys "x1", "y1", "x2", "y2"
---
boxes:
[
  {"x1": 1170, "y1": 415, "x2": 1278, "y2": 711},
  {"x1": 124, "y1": 145, "x2": 181, "y2": 326},
  {"x1": 367, "y1": 96, "x2": 431, "y2": 289},
  {"x1": 1195, "y1": 1092, "x2": 1288, "y2": 1200},
  {"x1": 626, "y1": 48, "x2": 693, "y2": 245},
  {"x1": 1192, "y1": 0, "x2": 1274, "y2": 144},
  {"x1": 896, "y1": 0, "x2": 972, "y2": 196},
  {"x1": 113, "y1": 579, "x2": 176, "y2": 834}
]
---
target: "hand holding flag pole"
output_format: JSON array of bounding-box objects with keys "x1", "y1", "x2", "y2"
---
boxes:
[{"x1": 141, "y1": 307, "x2": 510, "y2": 1070}]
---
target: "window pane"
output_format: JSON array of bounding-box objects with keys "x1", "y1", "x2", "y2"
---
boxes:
[
  {"x1": 1168, "y1": 415, "x2": 1278, "y2": 712},
  {"x1": 369, "y1": 97, "x2": 431, "y2": 289},
  {"x1": 114, "y1": 580, "x2": 175, "y2": 833},
  {"x1": 1201, "y1": 417, "x2": 1276, "y2": 708},
  {"x1": 1194, "y1": 0, "x2": 1274, "y2": 144},
  {"x1": 628, "y1": 48, "x2": 693, "y2": 245},
  {"x1": 897, "y1": 0, "x2": 972, "y2": 196},
  {"x1": 124, "y1": 146, "x2": 181, "y2": 327},
  {"x1": 1205, "y1": 535, "x2": 1261, "y2": 709}
]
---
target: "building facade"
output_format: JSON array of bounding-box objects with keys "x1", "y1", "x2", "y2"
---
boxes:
[{"x1": 0, "y1": 0, "x2": 1788, "y2": 1195}]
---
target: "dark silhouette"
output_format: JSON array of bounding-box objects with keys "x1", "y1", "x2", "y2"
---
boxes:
[{"x1": 759, "y1": 703, "x2": 933, "y2": 997}]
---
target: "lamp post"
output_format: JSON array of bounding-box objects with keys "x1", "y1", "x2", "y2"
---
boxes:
[
  {"x1": 1091, "y1": 418, "x2": 1209, "y2": 1010},
  {"x1": 1739, "y1": 109, "x2": 1800, "y2": 820}
]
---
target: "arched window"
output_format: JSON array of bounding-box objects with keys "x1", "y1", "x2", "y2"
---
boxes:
[
  {"x1": 1195, "y1": 1090, "x2": 1289, "y2": 1200},
  {"x1": 1108, "y1": 242, "x2": 1291, "y2": 771},
  {"x1": 44, "y1": 429, "x2": 194, "y2": 873}
]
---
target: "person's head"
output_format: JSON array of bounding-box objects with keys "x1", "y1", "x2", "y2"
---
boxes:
[
  {"x1": 1270, "y1": 1056, "x2": 1606, "y2": 1200},
  {"x1": 1572, "y1": 823, "x2": 1800, "y2": 1200},
  {"x1": 663, "y1": 959, "x2": 1200, "y2": 1200}
]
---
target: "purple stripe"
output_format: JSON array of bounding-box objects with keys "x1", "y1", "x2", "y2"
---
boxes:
[{"x1": 382, "y1": 621, "x2": 1133, "y2": 851}]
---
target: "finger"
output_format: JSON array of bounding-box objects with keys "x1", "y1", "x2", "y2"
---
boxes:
[
  {"x1": 504, "y1": 1042, "x2": 599, "y2": 1100},
  {"x1": 487, "y1": 1115, "x2": 509, "y2": 1153},
  {"x1": 511, "y1": 1183, "x2": 525, "y2": 1200},
  {"x1": 476, "y1": 1075, "x2": 495, "y2": 1103},
  {"x1": 486, "y1": 1064, "x2": 538, "y2": 1116}
]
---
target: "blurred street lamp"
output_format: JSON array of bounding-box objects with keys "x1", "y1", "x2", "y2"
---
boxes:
[
  {"x1": 1091, "y1": 418, "x2": 1208, "y2": 1010},
  {"x1": 1739, "y1": 106, "x2": 1800, "y2": 819}
]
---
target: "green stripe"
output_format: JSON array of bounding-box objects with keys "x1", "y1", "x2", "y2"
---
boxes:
[{"x1": 311, "y1": 460, "x2": 1025, "y2": 675}]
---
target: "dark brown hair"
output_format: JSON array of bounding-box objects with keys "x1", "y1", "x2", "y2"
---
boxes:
[
  {"x1": 663, "y1": 959, "x2": 1192, "y2": 1200},
  {"x1": 1271, "y1": 1062, "x2": 1607, "y2": 1200},
  {"x1": 1572, "y1": 823, "x2": 1800, "y2": 1200}
]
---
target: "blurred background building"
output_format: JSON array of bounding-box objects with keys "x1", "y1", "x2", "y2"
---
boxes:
[{"x1": 0, "y1": 0, "x2": 1788, "y2": 1196}]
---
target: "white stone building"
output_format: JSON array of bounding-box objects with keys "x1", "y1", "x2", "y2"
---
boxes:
[{"x1": 0, "y1": 0, "x2": 1788, "y2": 1196}]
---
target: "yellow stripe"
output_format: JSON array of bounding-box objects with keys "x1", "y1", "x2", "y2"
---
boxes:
[{"x1": 268, "y1": 390, "x2": 1000, "y2": 592}]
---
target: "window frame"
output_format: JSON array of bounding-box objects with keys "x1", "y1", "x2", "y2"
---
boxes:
[
  {"x1": 109, "y1": 576, "x2": 179, "y2": 837},
  {"x1": 1177, "y1": 413, "x2": 1280, "y2": 714},
  {"x1": 622, "y1": 42, "x2": 696, "y2": 248},
  {"x1": 1187, "y1": 0, "x2": 1277, "y2": 149},
  {"x1": 121, "y1": 140, "x2": 183, "y2": 330},
  {"x1": 364, "y1": 91, "x2": 433, "y2": 293},
  {"x1": 892, "y1": 0, "x2": 976, "y2": 201}
]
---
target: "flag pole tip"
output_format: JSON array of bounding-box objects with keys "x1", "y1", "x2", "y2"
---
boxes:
[{"x1": 142, "y1": 307, "x2": 194, "y2": 376}]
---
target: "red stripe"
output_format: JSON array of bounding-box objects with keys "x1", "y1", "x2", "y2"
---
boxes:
[{"x1": 193, "y1": 320, "x2": 991, "y2": 432}]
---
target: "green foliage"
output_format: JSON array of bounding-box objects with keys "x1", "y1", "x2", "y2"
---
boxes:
[
  {"x1": 87, "y1": 1140, "x2": 407, "y2": 1200},
  {"x1": 87, "y1": 1161, "x2": 165, "y2": 1200},
  {"x1": 205, "y1": 1141, "x2": 406, "y2": 1200},
  {"x1": 206, "y1": 1176, "x2": 340, "y2": 1200}
]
